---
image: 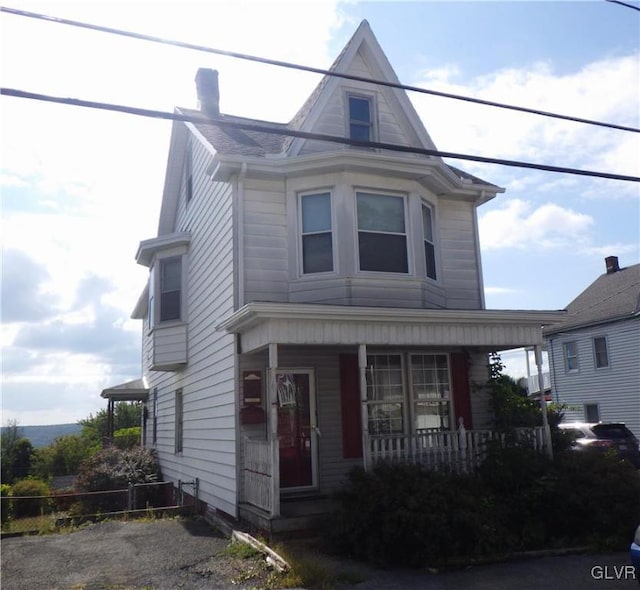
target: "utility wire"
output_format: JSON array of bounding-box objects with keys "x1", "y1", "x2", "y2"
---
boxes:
[
  {"x1": 1, "y1": 5, "x2": 638, "y2": 134},
  {"x1": 2, "y1": 87, "x2": 638, "y2": 183},
  {"x1": 605, "y1": 0, "x2": 640, "y2": 12}
]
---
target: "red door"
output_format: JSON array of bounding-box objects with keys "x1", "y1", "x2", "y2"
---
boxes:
[{"x1": 276, "y1": 373, "x2": 314, "y2": 489}]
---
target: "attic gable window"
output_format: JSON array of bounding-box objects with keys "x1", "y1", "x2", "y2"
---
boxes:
[
  {"x1": 348, "y1": 95, "x2": 374, "y2": 142},
  {"x1": 357, "y1": 192, "x2": 408, "y2": 273},
  {"x1": 422, "y1": 203, "x2": 437, "y2": 280},
  {"x1": 300, "y1": 192, "x2": 334, "y2": 274}
]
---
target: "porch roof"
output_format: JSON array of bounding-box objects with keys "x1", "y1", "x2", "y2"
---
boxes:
[
  {"x1": 217, "y1": 302, "x2": 566, "y2": 354},
  {"x1": 100, "y1": 378, "x2": 149, "y2": 402}
]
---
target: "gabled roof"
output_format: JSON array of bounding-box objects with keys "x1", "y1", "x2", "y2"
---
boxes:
[
  {"x1": 545, "y1": 262, "x2": 640, "y2": 334},
  {"x1": 179, "y1": 20, "x2": 498, "y2": 188}
]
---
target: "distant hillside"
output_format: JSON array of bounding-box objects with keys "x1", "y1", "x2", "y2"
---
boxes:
[{"x1": 1, "y1": 423, "x2": 83, "y2": 448}]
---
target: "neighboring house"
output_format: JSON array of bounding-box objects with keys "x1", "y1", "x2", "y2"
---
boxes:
[
  {"x1": 111, "y1": 21, "x2": 564, "y2": 530},
  {"x1": 545, "y1": 256, "x2": 640, "y2": 437}
]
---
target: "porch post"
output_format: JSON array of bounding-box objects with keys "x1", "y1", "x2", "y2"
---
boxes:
[
  {"x1": 268, "y1": 343, "x2": 280, "y2": 516},
  {"x1": 535, "y1": 344, "x2": 553, "y2": 459},
  {"x1": 358, "y1": 344, "x2": 370, "y2": 471}
]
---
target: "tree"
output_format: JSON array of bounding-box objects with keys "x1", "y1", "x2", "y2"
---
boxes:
[
  {"x1": 79, "y1": 402, "x2": 142, "y2": 444},
  {"x1": 1, "y1": 420, "x2": 34, "y2": 484},
  {"x1": 32, "y1": 434, "x2": 100, "y2": 479}
]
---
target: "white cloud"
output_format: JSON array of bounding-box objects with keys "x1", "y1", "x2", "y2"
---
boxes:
[
  {"x1": 479, "y1": 199, "x2": 594, "y2": 251},
  {"x1": 411, "y1": 53, "x2": 639, "y2": 186}
]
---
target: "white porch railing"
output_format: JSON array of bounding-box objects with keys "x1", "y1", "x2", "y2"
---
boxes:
[
  {"x1": 241, "y1": 437, "x2": 275, "y2": 514},
  {"x1": 240, "y1": 427, "x2": 546, "y2": 513},
  {"x1": 368, "y1": 426, "x2": 546, "y2": 474}
]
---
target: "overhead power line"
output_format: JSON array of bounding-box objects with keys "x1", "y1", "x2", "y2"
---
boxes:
[
  {"x1": 2, "y1": 87, "x2": 638, "y2": 183},
  {"x1": 605, "y1": 0, "x2": 640, "y2": 12},
  {"x1": 1, "y1": 5, "x2": 638, "y2": 134}
]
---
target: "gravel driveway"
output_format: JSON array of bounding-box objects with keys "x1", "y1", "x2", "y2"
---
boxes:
[
  {"x1": 2, "y1": 517, "x2": 636, "y2": 590},
  {"x1": 1, "y1": 518, "x2": 274, "y2": 590}
]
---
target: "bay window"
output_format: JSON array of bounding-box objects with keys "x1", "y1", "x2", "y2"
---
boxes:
[
  {"x1": 357, "y1": 192, "x2": 408, "y2": 273},
  {"x1": 159, "y1": 257, "x2": 182, "y2": 322},
  {"x1": 300, "y1": 192, "x2": 333, "y2": 274},
  {"x1": 422, "y1": 203, "x2": 437, "y2": 280}
]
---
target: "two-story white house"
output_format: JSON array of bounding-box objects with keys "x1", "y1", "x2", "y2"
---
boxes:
[
  {"x1": 123, "y1": 21, "x2": 564, "y2": 531},
  {"x1": 545, "y1": 256, "x2": 640, "y2": 437}
]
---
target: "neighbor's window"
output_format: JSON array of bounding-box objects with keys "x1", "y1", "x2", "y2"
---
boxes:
[
  {"x1": 410, "y1": 354, "x2": 451, "y2": 431},
  {"x1": 175, "y1": 388, "x2": 183, "y2": 453},
  {"x1": 593, "y1": 337, "x2": 609, "y2": 369},
  {"x1": 365, "y1": 354, "x2": 404, "y2": 435},
  {"x1": 357, "y1": 192, "x2": 408, "y2": 273},
  {"x1": 159, "y1": 257, "x2": 182, "y2": 322},
  {"x1": 584, "y1": 403, "x2": 599, "y2": 423},
  {"x1": 300, "y1": 192, "x2": 333, "y2": 274},
  {"x1": 564, "y1": 341, "x2": 578, "y2": 372},
  {"x1": 348, "y1": 95, "x2": 373, "y2": 141},
  {"x1": 422, "y1": 203, "x2": 437, "y2": 280}
]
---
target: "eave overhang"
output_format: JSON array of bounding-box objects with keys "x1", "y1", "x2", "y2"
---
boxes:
[
  {"x1": 209, "y1": 152, "x2": 503, "y2": 202},
  {"x1": 100, "y1": 378, "x2": 149, "y2": 402},
  {"x1": 135, "y1": 232, "x2": 192, "y2": 267},
  {"x1": 217, "y1": 302, "x2": 566, "y2": 354}
]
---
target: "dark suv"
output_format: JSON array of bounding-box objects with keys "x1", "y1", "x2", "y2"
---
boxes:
[{"x1": 558, "y1": 422, "x2": 640, "y2": 468}]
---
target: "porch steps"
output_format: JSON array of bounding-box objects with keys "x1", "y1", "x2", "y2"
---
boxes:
[{"x1": 239, "y1": 494, "x2": 331, "y2": 536}]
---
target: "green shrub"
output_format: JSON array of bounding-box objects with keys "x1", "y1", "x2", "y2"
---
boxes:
[
  {"x1": 113, "y1": 427, "x2": 141, "y2": 450},
  {"x1": 1, "y1": 483, "x2": 11, "y2": 524},
  {"x1": 324, "y1": 448, "x2": 640, "y2": 567},
  {"x1": 11, "y1": 478, "x2": 50, "y2": 518},
  {"x1": 75, "y1": 446, "x2": 161, "y2": 514},
  {"x1": 323, "y1": 463, "x2": 506, "y2": 567}
]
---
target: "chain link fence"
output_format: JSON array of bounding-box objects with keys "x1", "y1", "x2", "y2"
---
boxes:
[{"x1": 1, "y1": 481, "x2": 196, "y2": 535}]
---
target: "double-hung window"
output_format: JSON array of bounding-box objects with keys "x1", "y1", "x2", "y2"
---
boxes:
[
  {"x1": 348, "y1": 95, "x2": 373, "y2": 141},
  {"x1": 152, "y1": 387, "x2": 158, "y2": 445},
  {"x1": 357, "y1": 192, "x2": 408, "y2": 273},
  {"x1": 366, "y1": 354, "x2": 404, "y2": 435},
  {"x1": 422, "y1": 203, "x2": 437, "y2": 280},
  {"x1": 593, "y1": 337, "x2": 609, "y2": 369},
  {"x1": 564, "y1": 341, "x2": 578, "y2": 372},
  {"x1": 410, "y1": 354, "x2": 451, "y2": 431},
  {"x1": 300, "y1": 192, "x2": 333, "y2": 274},
  {"x1": 159, "y1": 257, "x2": 182, "y2": 322}
]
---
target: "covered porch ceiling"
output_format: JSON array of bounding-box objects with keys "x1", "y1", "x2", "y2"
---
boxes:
[{"x1": 217, "y1": 302, "x2": 566, "y2": 354}]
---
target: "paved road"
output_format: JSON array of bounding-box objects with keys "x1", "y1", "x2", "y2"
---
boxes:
[{"x1": 1, "y1": 519, "x2": 637, "y2": 589}]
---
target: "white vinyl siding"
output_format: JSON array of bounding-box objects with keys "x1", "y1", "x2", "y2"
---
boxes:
[
  {"x1": 144, "y1": 131, "x2": 238, "y2": 518},
  {"x1": 548, "y1": 318, "x2": 640, "y2": 440}
]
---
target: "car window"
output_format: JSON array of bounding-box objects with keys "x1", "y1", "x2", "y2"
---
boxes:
[{"x1": 592, "y1": 424, "x2": 634, "y2": 439}]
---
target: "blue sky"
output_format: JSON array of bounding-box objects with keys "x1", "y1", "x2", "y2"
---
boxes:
[{"x1": 2, "y1": 1, "x2": 639, "y2": 425}]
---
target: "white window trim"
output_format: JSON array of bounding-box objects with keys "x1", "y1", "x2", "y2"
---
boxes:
[
  {"x1": 345, "y1": 91, "x2": 377, "y2": 143},
  {"x1": 408, "y1": 352, "x2": 452, "y2": 432},
  {"x1": 421, "y1": 200, "x2": 438, "y2": 281},
  {"x1": 563, "y1": 341, "x2": 579, "y2": 373},
  {"x1": 592, "y1": 336, "x2": 610, "y2": 370},
  {"x1": 297, "y1": 190, "x2": 337, "y2": 277},
  {"x1": 147, "y1": 254, "x2": 187, "y2": 332},
  {"x1": 355, "y1": 190, "x2": 412, "y2": 276}
]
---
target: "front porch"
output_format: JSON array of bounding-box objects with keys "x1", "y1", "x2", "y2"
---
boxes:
[
  {"x1": 217, "y1": 302, "x2": 565, "y2": 528},
  {"x1": 239, "y1": 423, "x2": 547, "y2": 529}
]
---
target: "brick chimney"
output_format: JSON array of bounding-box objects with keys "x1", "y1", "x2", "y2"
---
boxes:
[
  {"x1": 605, "y1": 255, "x2": 620, "y2": 274},
  {"x1": 195, "y1": 68, "x2": 220, "y2": 117}
]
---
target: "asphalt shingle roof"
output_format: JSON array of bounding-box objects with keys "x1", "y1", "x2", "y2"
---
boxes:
[{"x1": 545, "y1": 262, "x2": 640, "y2": 333}]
